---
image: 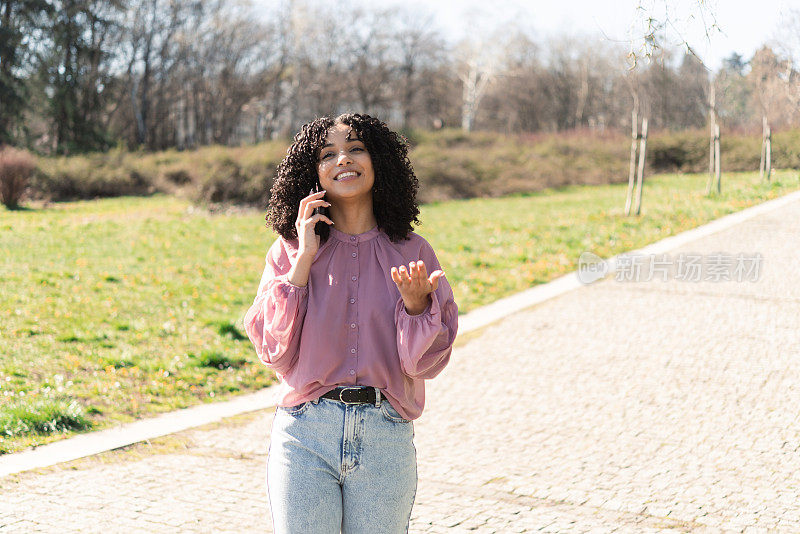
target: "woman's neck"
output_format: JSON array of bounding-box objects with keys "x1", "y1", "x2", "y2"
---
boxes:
[{"x1": 328, "y1": 198, "x2": 377, "y2": 235}]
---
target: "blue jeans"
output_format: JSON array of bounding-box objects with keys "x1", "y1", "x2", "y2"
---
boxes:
[{"x1": 267, "y1": 394, "x2": 417, "y2": 534}]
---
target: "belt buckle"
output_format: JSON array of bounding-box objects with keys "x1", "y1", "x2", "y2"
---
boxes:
[{"x1": 338, "y1": 387, "x2": 363, "y2": 405}]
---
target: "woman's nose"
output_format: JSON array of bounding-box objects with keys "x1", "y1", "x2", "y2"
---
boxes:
[{"x1": 336, "y1": 151, "x2": 352, "y2": 165}]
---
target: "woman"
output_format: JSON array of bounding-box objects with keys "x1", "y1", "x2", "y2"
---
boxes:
[{"x1": 244, "y1": 113, "x2": 458, "y2": 533}]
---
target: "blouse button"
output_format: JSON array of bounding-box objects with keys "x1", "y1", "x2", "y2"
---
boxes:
[
  {"x1": 350, "y1": 348, "x2": 356, "y2": 353},
  {"x1": 350, "y1": 236, "x2": 356, "y2": 241},
  {"x1": 350, "y1": 323, "x2": 356, "y2": 328},
  {"x1": 352, "y1": 252, "x2": 357, "y2": 258},
  {"x1": 351, "y1": 276, "x2": 357, "y2": 281},
  {"x1": 349, "y1": 369, "x2": 355, "y2": 375},
  {"x1": 349, "y1": 298, "x2": 355, "y2": 304}
]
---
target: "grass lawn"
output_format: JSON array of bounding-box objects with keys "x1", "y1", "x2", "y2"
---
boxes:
[{"x1": 1, "y1": 169, "x2": 798, "y2": 453}]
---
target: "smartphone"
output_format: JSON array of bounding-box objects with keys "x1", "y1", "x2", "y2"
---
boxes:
[{"x1": 311, "y1": 182, "x2": 329, "y2": 235}]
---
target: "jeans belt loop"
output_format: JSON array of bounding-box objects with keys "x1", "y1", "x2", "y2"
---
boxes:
[{"x1": 375, "y1": 387, "x2": 381, "y2": 407}]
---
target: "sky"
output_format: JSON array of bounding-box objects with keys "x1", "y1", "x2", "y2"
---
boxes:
[{"x1": 279, "y1": 0, "x2": 800, "y2": 70}]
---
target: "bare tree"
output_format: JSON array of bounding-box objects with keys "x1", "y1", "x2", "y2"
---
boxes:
[
  {"x1": 715, "y1": 53, "x2": 752, "y2": 130},
  {"x1": 480, "y1": 31, "x2": 544, "y2": 133},
  {"x1": 454, "y1": 24, "x2": 506, "y2": 132},
  {"x1": 773, "y1": 8, "x2": 800, "y2": 126},
  {"x1": 390, "y1": 11, "x2": 447, "y2": 129},
  {"x1": 749, "y1": 46, "x2": 785, "y2": 181},
  {"x1": 345, "y1": 9, "x2": 397, "y2": 116},
  {"x1": 0, "y1": 0, "x2": 52, "y2": 145},
  {"x1": 284, "y1": 1, "x2": 351, "y2": 125},
  {"x1": 626, "y1": 0, "x2": 720, "y2": 67},
  {"x1": 119, "y1": 0, "x2": 211, "y2": 149}
]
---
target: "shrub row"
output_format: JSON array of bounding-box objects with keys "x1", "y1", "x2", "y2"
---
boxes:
[
  {"x1": 648, "y1": 129, "x2": 800, "y2": 173},
  {"x1": 28, "y1": 143, "x2": 286, "y2": 206},
  {"x1": 14, "y1": 128, "x2": 800, "y2": 207}
]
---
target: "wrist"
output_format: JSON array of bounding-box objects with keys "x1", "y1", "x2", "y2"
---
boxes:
[
  {"x1": 404, "y1": 296, "x2": 430, "y2": 316},
  {"x1": 295, "y1": 251, "x2": 315, "y2": 265},
  {"x1": 288, "y1": 255, "x2": 313, "y2": 287}
]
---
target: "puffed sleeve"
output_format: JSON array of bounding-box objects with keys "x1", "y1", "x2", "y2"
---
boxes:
[
  {"x1": 394, "y1": 243, "x2": 459, "y2": 379},
  {"x1": 244, "y1": 238, "x2": 309, "y2": 376}
]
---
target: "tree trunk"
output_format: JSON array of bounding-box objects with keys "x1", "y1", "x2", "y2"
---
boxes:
[
  {"x1": 706, "y1": 85, "x2": 716, "y2": 195},
  {"x1": 184, "y1": 82, "x2": 195, "y2": 148},
  {"x1": 633, "y1": 117, "x2": 648, "y2": 216},
  {"x1": 714, "y1": 124, "x2": 721, "y2": 193},
  {"x1": 461, "y1": 67, "x2": 477, "y2": 131},
  {"x1": 574, "y1": 61, "x2": 589, "y2": 127},
  {"x1": 625, "y1": 99, "x2": 638, "y2": 216},
  {"x1": 401, "y1": 62, "x2": 414, "y2": 129},
  {"x1": 760, "y1": 115, "x2": 767, "y2": 180},
  {"x1": 0, "y1": 0, "x2": 15, "y2": 142},
  {"x1": 136, "y1": 0, "x2": 159, "y2": 148},
  {"x1": 765, "y1": 123, "x2": 772, "y2": 181},
  {"x1": 460, "y1": 62, "x2": 489, "y2": 132}
]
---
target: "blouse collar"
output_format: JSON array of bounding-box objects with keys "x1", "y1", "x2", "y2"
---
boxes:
[{"x1": 329, "y1": 225, "x2": 380, "y2": 244}]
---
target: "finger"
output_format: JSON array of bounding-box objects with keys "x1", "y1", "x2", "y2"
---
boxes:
[
  {"x1": 299, "y1": 190, "x2": 327, "y2": 219},
  {"x1": 303, "y1": 213, "x2": 334, "y2": 228},
  {"x1": 298, "y1": 196, "x2": 309, "y2": 222},
  {"x1": 304, "y1": 199, "x2": 331, "y2": 218},
  {"x1": 300, "y1": 189, "x2": 320, "y2": 209},
  {"x1": 398, "y1": 265, "x2": 410, "y2": 282},
  {"x1": 302, "y1": 199, "x2": 329, "y2": 220},
  {"x1": 416, "y1": 260, "x2": 428, "y2": 280},
  {"x1": 413, "y1": 262, "x2": 427, "y2": 285},
  {"x1": 408, "y1": 261, "x2": 418, "y2": 280},
  {"x1": 429, "y1": 270, "x2": 444, "y2": 291},
  {"x1": 391, "y1": 267, "x2": 402, "y2": 285}
]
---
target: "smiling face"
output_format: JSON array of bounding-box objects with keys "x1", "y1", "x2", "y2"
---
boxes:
[{"x1": 316, "y1": 122, "x2": 375, "y2": 203}]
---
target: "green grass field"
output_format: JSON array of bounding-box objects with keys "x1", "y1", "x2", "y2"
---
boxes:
[{"x1": 1, "y1": 169, "x2": 798, "y2": 454}]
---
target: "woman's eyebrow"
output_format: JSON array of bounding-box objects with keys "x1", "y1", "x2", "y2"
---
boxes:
[{"x1": 321, "y1": 138, "x2": 360, "y2": 149}]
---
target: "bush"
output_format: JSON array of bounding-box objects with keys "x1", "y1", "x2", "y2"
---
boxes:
[
  {"x1": 0, "y1": 145, "x2": 36, "y2": 208},
  {"x1": 31, "y1": 149, "x2": 157, "y2": 201},
  {"x1": 410, "y1": 129, "x2": 630, "y2": 203},
  {"x1": 649, "y1": 131, "x2": 708, "y2": 172},
  {"x1": 23, "y1": 128, "x2": 800, "y2": 207},
  {"x1": 648, "y1": 129, "x2": 800, "y2": 174},
  {"x1": 198, "y1": 156, "x2": 271, "y2": 206}
]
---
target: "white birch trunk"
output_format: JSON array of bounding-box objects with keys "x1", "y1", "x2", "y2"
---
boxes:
[{"x1": 633, "y1": 117, "x2": 648, "y2": 216}]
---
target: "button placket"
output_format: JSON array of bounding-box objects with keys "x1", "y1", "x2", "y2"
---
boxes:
[{"x1": 347, "y1": 238, "x2": 360, "y2": 383}]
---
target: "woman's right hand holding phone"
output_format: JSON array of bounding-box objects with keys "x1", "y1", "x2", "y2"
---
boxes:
[{"x1": 289, "y1": 190, "x2": 333, "y2": 286}]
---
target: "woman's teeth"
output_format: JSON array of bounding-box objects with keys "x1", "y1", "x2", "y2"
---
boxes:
[{"x1": 336, "y1": 172, "x2": 357, "y2": 180}]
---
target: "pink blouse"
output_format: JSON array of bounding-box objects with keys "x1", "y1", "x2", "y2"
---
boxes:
[{"x1": 244, "y1": 225, "x2": 458, "y2": 420}]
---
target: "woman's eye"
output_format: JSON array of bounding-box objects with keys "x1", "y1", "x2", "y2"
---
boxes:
[
  {"x1": 320, "y1": 152, "x2": 333, "y2": 160},
  {"x1": 351, "y1": 146, "x2": 364, "y2": 152}
]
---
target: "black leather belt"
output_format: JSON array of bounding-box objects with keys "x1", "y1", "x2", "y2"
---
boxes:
[{"x1": 321, "y1": 387, "x2": 383, "y2": 405}]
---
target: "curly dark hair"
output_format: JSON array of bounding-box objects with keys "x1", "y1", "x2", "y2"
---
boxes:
[{"x1": 266, "y1": 113, "x2": 420, "y2": 243}]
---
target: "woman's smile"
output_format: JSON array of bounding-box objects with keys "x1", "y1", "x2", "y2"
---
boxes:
[{"x1": 334, "y1": 170, "x2": 360, "y2": 182}]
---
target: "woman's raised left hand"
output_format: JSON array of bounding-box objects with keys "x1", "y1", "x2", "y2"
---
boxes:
[{"x1": 390, "y1": 260, "x2": 445, "y2": 316}]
